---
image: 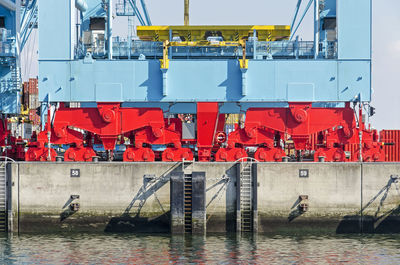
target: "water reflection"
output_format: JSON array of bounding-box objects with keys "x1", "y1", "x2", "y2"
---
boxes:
[{"x1": 1, "y1": 233, "x2": 400, "y2": 264}]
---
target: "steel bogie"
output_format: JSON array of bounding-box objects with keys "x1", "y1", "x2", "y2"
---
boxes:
[
  {"x1": 123, "y1": 147, "x2": 155, "y2": 162},
  {"x1": 22, "y1": 101, "x2": 385, "y2": 163},
  {"x1": 64, "y1": 147, "x2": 96, "y2": 162}
]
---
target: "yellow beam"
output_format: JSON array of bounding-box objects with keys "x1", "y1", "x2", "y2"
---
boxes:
[{"x1": 137, "y1": 25, "x2": 291, "y2": 42}]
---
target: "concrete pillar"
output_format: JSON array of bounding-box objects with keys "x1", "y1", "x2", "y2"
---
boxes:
[
  {"x1": 236, "y1": 163, "x2": 241, "y2": 233},
  {"x1": 191, "y1": 172, "x2": 206, "y2": 234},
  {"x1": 170, "y1": 171, "x2": 184, "y2": 234}
]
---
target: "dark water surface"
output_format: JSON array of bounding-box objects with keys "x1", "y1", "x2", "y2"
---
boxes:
[{"x1": 1, "y1": 233, "x2": 400, "y2": 264}]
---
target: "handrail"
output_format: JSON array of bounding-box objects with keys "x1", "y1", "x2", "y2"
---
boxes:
[
  {"x1": 235, "y1": 157, "x2": 259, "y2": 163},
  {"x1": 0, "y1": 156, "x2": 16, "y2": 163}
]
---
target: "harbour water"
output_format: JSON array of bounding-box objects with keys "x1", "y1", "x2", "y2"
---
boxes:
[{"x1": 1, "y1": 233, "x2": 400, "y2": 264}]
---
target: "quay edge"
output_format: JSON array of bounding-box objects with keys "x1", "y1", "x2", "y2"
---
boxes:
[{"x1": 6, "y1": 162, "x2": 400, "y2": 234}]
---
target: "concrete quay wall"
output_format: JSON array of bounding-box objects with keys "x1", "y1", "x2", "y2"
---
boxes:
[{"x1": 8, "y1": 162, "x2": 400, "y2": 233}]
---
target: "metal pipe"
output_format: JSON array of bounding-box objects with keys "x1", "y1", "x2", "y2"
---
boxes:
[
  {"x1": 289, "y1": 0, "x2": 313, "y2": 41},
  {"x1": 0, "y1": 0, "x2": 16, "y2": 11},
  {"x1": 75, "y1": 0, "x2": 87, "y2": 12},
  {"x1": 253, "y1": 29, "x2": 257, "y2": 59},
  {"x1": 108, "y1": 0, "x2": 113, "y2": 60},
  {"x1": 184, "y1": 0, "x2": 189, "y2": 25},
  {"x1": 128, "y1": 0, "x2": 145, "y2": 26},
  {"x1": 290, "y1": 0, "x2": 303, "y2": 31},
  {"x1": 313, "y1": 0, "x2": 319, "y2": 59},
  {"x1": 139, "y1": 0, "x2": 152, "y2": 25}
]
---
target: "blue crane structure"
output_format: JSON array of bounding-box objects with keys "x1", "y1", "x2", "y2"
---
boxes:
[
  {"x1": 39, "y1": 0, "x2": 371, "y2": 108},
  {"x1": 24, "y1": 0, "x2": 383, "y2": 163},
  {"x1": 0, "y1": 0, "x2": 37, "y2": 114}
]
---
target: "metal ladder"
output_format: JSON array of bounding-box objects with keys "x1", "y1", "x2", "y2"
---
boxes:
[
  {"x1": 240, "y1": 161, "x2": 253, "y2": 232},
  {"x1": 0, "y1": 162, "x2": 7, "y2": 232},
  {"x1": 184, "y1": 174, "x2": 192, "y2": 233}
]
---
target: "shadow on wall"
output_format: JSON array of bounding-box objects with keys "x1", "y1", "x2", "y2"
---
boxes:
[
  {"x1": 337, "y1": 175, "x2": 400, "y2": 234},
  {"x1": 204, "y1": 164, "x2": 237, "y2": 233},
  {"x1": 105, "y1": 162, "x2": 184, "y2": 233},
  {"x1": 105, "y1": 212, "x2": 171, "y2": 233},
  {"x1": 106, "y1": 162, "x2": 238, "y2": 233}
]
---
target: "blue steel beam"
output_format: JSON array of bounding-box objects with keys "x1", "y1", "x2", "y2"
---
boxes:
[
  {"x1": 0, "y1": 0, "x2": 16, "y2": 11},
  {"x1": 20, "y1": 14, "x2": 37, "y2": 51},
  {"x1": 139, "y1": 0, "x2": 151, "y2": 25},
  {"x1": 290, "y1": 0, "x2": 302, "y2": 32},
  {"x1": 20, "y1": 1, "x2": 37, "y2": 51},
  {"x1": 289, "y1": 0, "x2": 314, "y2": 41},
  {"x1": 127, "y1": 0, "x2": 146, "y2": 26},
  {"x1": 39, "y1": 59, "x2": 371, "y2": 103},
  {"x1": 75, "y1": 0, "x2": 88, "y2": 12}
]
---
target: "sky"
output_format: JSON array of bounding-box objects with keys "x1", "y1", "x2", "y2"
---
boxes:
[{"x1": 21, "y1": 0, "x2": 400, "y2": 130}]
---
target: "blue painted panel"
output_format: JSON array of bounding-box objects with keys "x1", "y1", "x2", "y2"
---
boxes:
[
  {"x1": 39, "y1": 61, "x2": 71, "y2": 102},
  {"x1": 95, "y1": 83, "x2": 122, "y2": 101},
  {"x1": 338, "y1": 60, "x2": 371, "y2": 101},
  {"x1": 39, "y1": 0, "x2": 72, "y2": 60},
  {"x1": 287, "y1": 83, "x2": 315, "y2": 101},
  {"x1": 275, "y1": 61, "x2": 338, "y2": 101},
  {"x1": 134, "y1": 60, "x2": 163, "y2": 101},
  {"x1": 39, "y1": 59, "x2": 370, "y2": 103},
  {"x1": 338, "y1": 0, "x2": 371, "y2": 59},
  {"x1": 70, "y1": 60, "x2": 136, "y2": 101},
  {"x1": 246, "y1": 61, "x2": 275, "y2": 101},
  {"x1": 166, "y1": 60, "x2": 241, "y2": 101}
]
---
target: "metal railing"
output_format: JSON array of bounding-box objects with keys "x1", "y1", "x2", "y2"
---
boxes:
[
  {"x1": 76, "y1": 39, "x2": 338, "y2": 60},
  {"x1": 116, "y1": 0, "x2": 135, "y2": 16},
  {"x1": 0, "y1": 41, "x2": 15, "y2": 57}
]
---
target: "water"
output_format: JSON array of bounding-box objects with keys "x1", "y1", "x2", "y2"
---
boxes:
[{"x1": 1, "y1": 233, "x2": 400, "y2": 264}]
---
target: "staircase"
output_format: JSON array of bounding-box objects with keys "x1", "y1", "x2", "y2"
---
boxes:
[
  {"x1": 240, "y1": 161, "x2": 253, "y2": 232},
  {"x1": 184, "y1": 174, "x2": 192, "y2": 233},
  {"x1": 11, "y1": 64, "x2": 21, "y2": 93},
  {"x1": 0, "y1": 162, "x2": 7, "y2": 232}
]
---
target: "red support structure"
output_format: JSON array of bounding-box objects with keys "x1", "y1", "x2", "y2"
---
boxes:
[
  {"x1": 218, "y1": 102, "x2": 383, "y2": 162},
  {"x1": 24, "y1": 101, "x2": 384, "y2": 163},
  {"x1": 197, "y1": 102, "x2": 224, "y2": 161},
  {"x1": 0, "y1": 118, "x2": 26, "y2": 161},
  {"x1": 26, "y1": 103, "x2": 192, "y2": 162}
]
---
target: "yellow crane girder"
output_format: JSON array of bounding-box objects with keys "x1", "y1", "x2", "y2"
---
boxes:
[{"x1": 137, "y1": 25, "x2": 291, "y2": 42}]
